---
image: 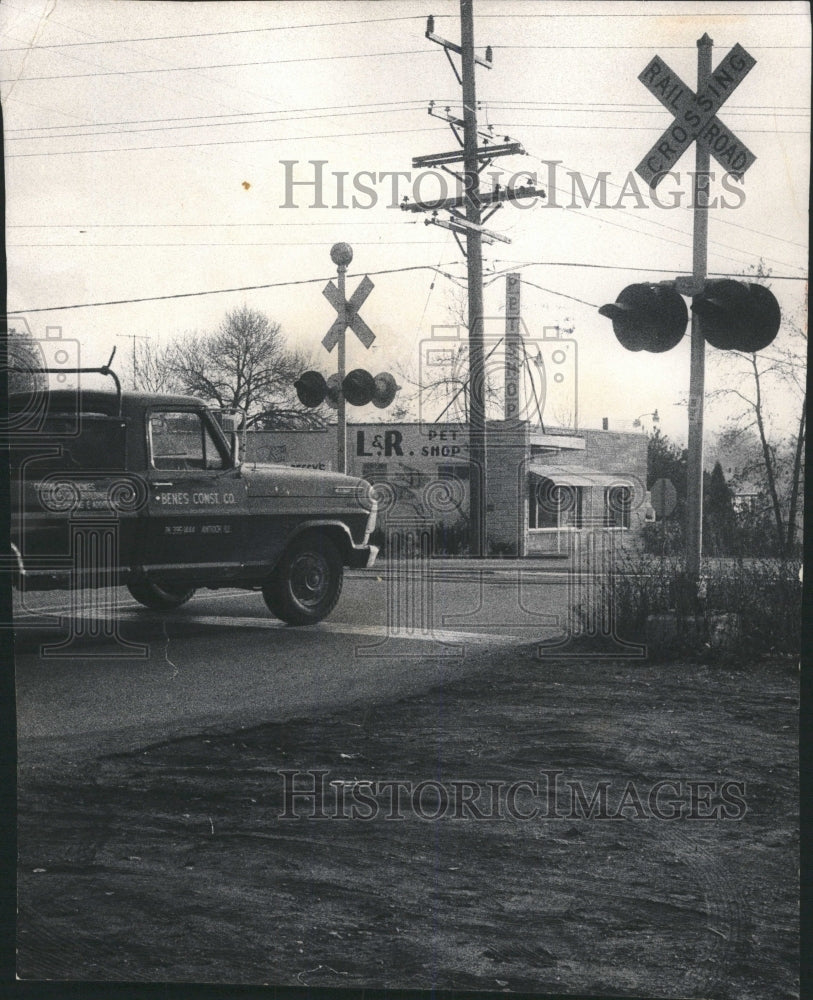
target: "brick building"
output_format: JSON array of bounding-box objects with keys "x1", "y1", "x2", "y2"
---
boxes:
[{"x1": 240, "y1": 420, "x2": 649, "y2": 558}]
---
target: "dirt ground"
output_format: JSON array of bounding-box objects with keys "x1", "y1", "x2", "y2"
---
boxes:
[{"x1": 17, "y1": 646, "x2": 798, "y2": 997}]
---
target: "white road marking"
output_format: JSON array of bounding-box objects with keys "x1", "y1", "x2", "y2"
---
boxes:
[
  {"x1": 112, "y1": 610, "x2": 532, "y2": 645},
  {"x1": 15, "y1": 604, "x2": 542, "y2": 647}
]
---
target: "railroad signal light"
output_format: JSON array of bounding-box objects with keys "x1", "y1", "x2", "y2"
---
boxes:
[
  {"x1": 691, "y1": 279, "x2": 781, "y2": 352},
  {"x1": 294, "y1": 370, "x2": 327, "y2": 408},
  {"x1": 342, "y1": 368, "x2": 376, "y2": 406},
  {"x1": 371, "y1": 371, "x2": 399, "y2": 409},
  {"x1": 598, "y1": 283, "x2": 688, "y2": 353},
  {"x1": 296, "y1": 370, "x2": 400, "y2": 409},
  {"x1": 341, "y1": 369, "x2": 400, "y2": 408},
  {"x1": 325, "y1": 373, "x2": 342, "y2": 409}
]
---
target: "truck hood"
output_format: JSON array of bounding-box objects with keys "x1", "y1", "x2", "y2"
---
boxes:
[{"x1": 242, "y1": 462, "x2": 372, "y2": 501}]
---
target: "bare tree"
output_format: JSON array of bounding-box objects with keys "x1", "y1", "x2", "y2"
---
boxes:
[
  {"x1": 131, "y1": 306, "x2": 325, "y2": 429},
  {"x1": 708, "y1": 263, "x2": 806, "y2": 557},
  {"x1": 5, "y1": 323, "x2": 48, "y2": 395},
  {"x1": 394, "y1": 288, "x2": 513, "y2": 424}
]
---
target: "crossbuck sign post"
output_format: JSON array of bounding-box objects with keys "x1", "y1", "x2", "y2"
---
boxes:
[
  {"x1": 635, "y1": 33, "x2": 757, "y2": 588},
  {"x1": 322, "y1": 243, "x2": 376, "y2": 473}
]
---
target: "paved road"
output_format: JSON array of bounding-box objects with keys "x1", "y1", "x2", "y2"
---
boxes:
[{"x1": 14, "y1": 562, "x2": 572, "y2": 763}]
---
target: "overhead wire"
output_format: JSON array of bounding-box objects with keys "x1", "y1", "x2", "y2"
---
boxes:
[
  {"x1": 3, "y1": 105, "x2": 429, "y2": 141},
  {"x1": 517, "y1": 151, "x2": 807, "y2": 274},
  {"x1": 6, "y1": 263, "x2": 467, "y2": 314},
  {"x1": 3, "y1": 124, "x2": 450, "y2": 158},
  {"x1": 6, "y1": 99, "x2": 807, "y2": 136},
  {"x1": 8, "y1": 258, "x2": 805, "y2": 317},
  {"x1": 0, "y1": 14, "x2": 424, "y2": 51},
  {"x1": 0, "y1": 5, "x2": 805, "y2": 57},
  {"x1": 0, "y1": 49, "x2": 433, "y2": 83},
  {"x1": 3, "y1": 99, "x2": 427, "y2": 132}
]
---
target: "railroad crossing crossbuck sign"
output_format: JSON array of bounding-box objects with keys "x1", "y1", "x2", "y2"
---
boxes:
[
  {"x1": 636, "y1": 41, "x2": 757, "y2": 188},
  {"x1": 322, "y1": 274, "x2": 376, "y2": 352}
]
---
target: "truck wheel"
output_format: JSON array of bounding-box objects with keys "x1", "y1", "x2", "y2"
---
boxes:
[
  {"x1": 263, "y1": 534, "x2": 343, "y2": 625},
  {"x1": 127, "y1": 578, "x2": 196, "y2": 611}
]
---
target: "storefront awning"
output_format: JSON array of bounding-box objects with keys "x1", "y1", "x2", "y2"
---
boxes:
[{"x1": 529, "y1": 464, "x2": 641, "y2": 493}]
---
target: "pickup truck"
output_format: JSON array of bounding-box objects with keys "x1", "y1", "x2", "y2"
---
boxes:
[{"x1": 8, "y1": 381, "x2": 378, "y2": 625}]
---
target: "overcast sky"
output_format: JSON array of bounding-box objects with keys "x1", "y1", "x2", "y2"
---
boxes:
[{"x1": 2, "y1": 0, "x2": 809, "y2": 443}]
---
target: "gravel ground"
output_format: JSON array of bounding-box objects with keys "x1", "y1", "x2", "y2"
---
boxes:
[{"x1": 17, "y1": 646, "x2": 798, "y2": 997}]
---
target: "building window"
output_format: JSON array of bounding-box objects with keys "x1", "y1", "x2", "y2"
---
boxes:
[
  {"x1": 604, "y1": 485, "x2": 631, "y2": 528},
  {"x1": 437, "y1": 464, "x2": 469, "y2": 481},
  {"x1": 528, "y1": 476, "x2": 584, "y2": 529}
]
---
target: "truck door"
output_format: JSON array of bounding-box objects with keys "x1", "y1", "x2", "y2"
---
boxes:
[{"x1": 141, "y1": 406, "x2": 247, "y2": 583}]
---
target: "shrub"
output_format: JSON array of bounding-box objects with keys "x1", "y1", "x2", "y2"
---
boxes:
[
  {"x1": 572, "y1": 550, "x2": 801, "y2": 660},
  {"x1": 369, "y1": 517, "x2": 470, "y2": 558}
]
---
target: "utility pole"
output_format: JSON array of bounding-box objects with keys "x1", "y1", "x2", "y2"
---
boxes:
[
  {"x1": 684, "y1": 33, "x2": 712, "y2": 583},
  {"x1": 334, "y1": 246, "x2": 349, "y2": 474},
  {"x1": 404, "y1": 4, "x2": 546, "y2": 557},
  {"x1": 460, "y1": 0, "x2": 486, "y2": 558}
]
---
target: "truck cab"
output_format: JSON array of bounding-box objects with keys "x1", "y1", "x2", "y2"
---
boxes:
[{"x1": 9, "y1": 388, "x2": 378, "y2": 625}]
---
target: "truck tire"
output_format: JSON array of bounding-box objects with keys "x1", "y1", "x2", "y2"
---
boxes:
[
  {"x1": 127, "y1": 578, "x2": 196, "y2": 611},
  {"x1": 262, "y1": 534, "x2": 343, "y2": 625}
]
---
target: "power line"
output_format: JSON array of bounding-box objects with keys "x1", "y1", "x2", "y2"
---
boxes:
[
  {"x1": 488, "y1": 260, "x2": 808, "y2": 280},
  {"x1": 0, "y1": 49, "x2": 432, "y2": 84},
  {"x1": 551, "y1": 194, "x2": 806, "y2": 275},
  {"x1": 3, "y1": 125, "x2": 450, "y2": 158},
  {"x1": 3, "y1": 99, "x2": 426, "y2": 132},
  {"x1": 8, "y1": 259, "x2": 805, "y2": 316},
  {"x1": 7, "y1": 189, "x2": 805, "y2": 271},
  {"x1": 492, "y1": 122, "x2": 809, "y2": 134},
  {"x1": 6, "y1": 222, "x2": 420, "y2": 229},
  {"x1": 0, "y1": 15, "x2": 423, "y2": 52},
  {"x1": 8, "y1": 241, "x2": 448, "y2": 248},
  {"x1": 483, "y1": 103, "x2": 809, "y2": 118},
  {"x1": 539, "y1": 154, "x2": 809, "y2": 251},
  {"x1": 6, "y1": 264, "x2": 465, "y2": 314},
  {"x1": 475, "y1": 10, "x2": 810, "y2": 15},
  {"x1": 480, "y1": 159, "x2": 808, "y2": 276},
  {"x1": 8, "y1": 103, "x2": 808, "y2": 142},
  {"x1": 491, "y1": 44, "x2": 809, "y2": 50},
  {"x1": 1, "y1": 8, "x2": 368, "y2": 144},
  {"x1": 7, "y1": 99, "x2": 806, "y2": 134},
  {"x1": 465, "y1": 99, "x2": 812, "y2": 110},
  {"x1": 9, "y1": 113, "x2": 806, "y2": 156},
  {"x1": 515, "y1": 279, "x2": 599, "y2": 309},
  {"x1": 0, "y1": 7, "x2": 804, "y2": 55},
  {"x1": 4, "y1": 105, "x2": 426, "y2": 142},
  {"x1": 3, "y1": 44, "x2": 806, "y2": 86}
]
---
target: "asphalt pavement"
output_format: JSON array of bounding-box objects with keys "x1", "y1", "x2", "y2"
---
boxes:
[{"x1": 14, "y1": 562, "x2": 571, "y2": 764}]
